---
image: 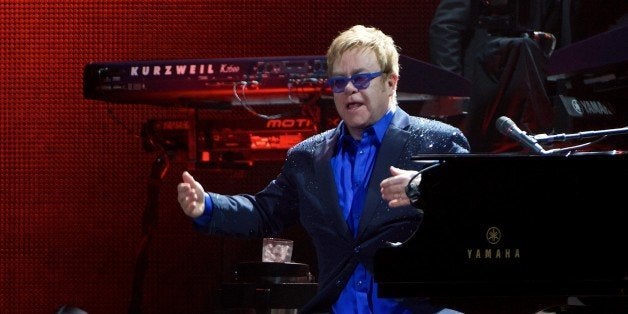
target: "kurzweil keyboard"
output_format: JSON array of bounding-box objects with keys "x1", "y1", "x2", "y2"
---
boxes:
[
  {"x1": 83, "y1": 55, "x2": 329, "y2": 107},
  {"x1": 83, "y1": 55, "x2": 471, "y2": 108}
]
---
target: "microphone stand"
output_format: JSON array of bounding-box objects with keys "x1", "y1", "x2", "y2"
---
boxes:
[
  {"x1": 128, "y1": 151, "x2": 170, "y2": 314},
  {"x1": 129, "y1": 109, "x2": 195, "y2": 313},
  {"x1": 534, "y1": 126, "x2": 628, "y2": 144},
  {"x1": 129, "y1": 117, "x2": 184, "y2": 314}
]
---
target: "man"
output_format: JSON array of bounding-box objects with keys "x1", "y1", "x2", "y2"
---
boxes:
[
  {"x1": 429, "y1": 0, "x2": 567, "y2": 153},
  {"x1": 178, "y1": 25, "x2": 469, "y2": 313}
]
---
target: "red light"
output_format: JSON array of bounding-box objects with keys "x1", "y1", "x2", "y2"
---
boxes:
[{"x1": 201, "y1": 151, "x2": 210, "y2": 162}]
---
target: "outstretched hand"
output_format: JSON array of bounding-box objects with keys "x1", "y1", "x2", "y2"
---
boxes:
[
  {"x1": 380, "y1": 166, "x2": 420, "y2": 208},
  {"x1": 177, "y1": 171, "x2": 206, "y2": 218}
]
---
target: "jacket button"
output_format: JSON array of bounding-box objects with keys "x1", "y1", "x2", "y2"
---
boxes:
[{"x1": 353, "y1": 246, "x2": 360, "y2": 254}]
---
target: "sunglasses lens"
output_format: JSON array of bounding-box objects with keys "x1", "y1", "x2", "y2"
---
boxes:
[
  {"x1": 332, "y1": 78, "x2": 349, "y2": 93},
  {"x1": 352, "y1": 74, "x2": 371, "y2": 89},
  {"x1": 328, "y1": 71, "x2": 381, "y2": 93}
]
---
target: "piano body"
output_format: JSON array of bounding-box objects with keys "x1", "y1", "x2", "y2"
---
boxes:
[{"x1": 374, "y1": 153, "x2": 628, "y2": 313}]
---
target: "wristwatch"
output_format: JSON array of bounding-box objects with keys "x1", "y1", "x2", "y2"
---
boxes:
[{"x1": 405, "y1": 172, "x2": 422, "y2": 207}]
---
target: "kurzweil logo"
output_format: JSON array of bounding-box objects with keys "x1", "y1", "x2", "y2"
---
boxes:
[
  {"x1": 129, "y1": 63, "x2": 241, "y2": 76},
  {"x1": 466, "y1": 226, "x2": 520, "y2": 260}
]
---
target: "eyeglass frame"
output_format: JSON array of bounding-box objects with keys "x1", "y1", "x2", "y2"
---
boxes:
[{"x1": 327, "y1": 71, "x2": 383, "y2": 93}]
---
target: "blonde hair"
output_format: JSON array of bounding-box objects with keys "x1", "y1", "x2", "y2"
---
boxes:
[{"x1": 326, "y1": 25, "x2": 400, "y2": 79}]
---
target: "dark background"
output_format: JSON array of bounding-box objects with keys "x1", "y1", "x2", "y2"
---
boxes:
[{"x1": 0, "y1": 1, "x2": 623, "y2": 313}]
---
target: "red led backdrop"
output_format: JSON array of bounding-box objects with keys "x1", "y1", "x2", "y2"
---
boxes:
[{"x1": 0, "y1": 1, "x2": 439, "y2": 313}]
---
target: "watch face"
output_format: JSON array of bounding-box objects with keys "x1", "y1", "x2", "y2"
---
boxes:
[
  {"x1": 405, "y1": 182, "x2": 421, "y2": 201},
  {"x1": 405, "y1": 172, "x2": 423, "y2": 205},
  {"x1": 410, "y1": 181, "x2": 420, "y2": 190}
]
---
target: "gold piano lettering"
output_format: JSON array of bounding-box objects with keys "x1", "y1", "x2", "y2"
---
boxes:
[{"x1": 467, "y1": 248, "x2": 520, "y2": 260}]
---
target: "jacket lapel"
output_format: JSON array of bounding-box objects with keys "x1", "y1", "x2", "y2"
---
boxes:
[
  {"x1": 356, "y1": 109, "x2": 412, "y2": 238},
  {"x1": 313, "y1": 127, "x2": 354, "y2": 242}
]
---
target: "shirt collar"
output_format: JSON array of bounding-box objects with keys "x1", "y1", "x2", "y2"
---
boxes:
[
  {"x1": 371, "y1": 108, "x2": 395, "y2": 143},
  {"x1": 338, "y1": 107, "x2": 395, "y2": 145}
]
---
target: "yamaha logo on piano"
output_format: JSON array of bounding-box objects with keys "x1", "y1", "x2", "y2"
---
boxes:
[
  {"x1": 466, "y1": 226, "x2": 521, "y2": 262},
  {"x1": 486, "y1": 226, "x2": 501, "y2": 244}
]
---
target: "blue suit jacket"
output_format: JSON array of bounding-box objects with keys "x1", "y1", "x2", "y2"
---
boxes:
[{"x1": 202, "y1": 108, "x2": 470, "y2": 312}]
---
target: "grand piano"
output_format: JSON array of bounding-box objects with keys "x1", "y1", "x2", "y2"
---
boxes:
[
  {"x1": 374, "y1": 153, "x2": 628, "y2": 313},
  {"x1": 374, "y1": 26, "x2": 628, "y2": 312}
]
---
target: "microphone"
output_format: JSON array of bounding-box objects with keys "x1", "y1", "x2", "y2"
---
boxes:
[{"x1": 495, "y1": 116, "x2": 547, "y2": 154}]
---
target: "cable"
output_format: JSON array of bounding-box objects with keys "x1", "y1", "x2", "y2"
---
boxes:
[
  {"x1": 287, "y1": 80, "x2": 301, "y2": 104},
  {"x1": 405, "y1": 161, "x2": 444, "y2": 207},
  {"x1": 544, "y1": 136, "x2": 610, "y2": 155},
  {"x1": 106, "y1": 107, "x2": 141, "y2": 138},
  {"x1": 232, "y1": 81, "x2": 282, "y2": 120}
]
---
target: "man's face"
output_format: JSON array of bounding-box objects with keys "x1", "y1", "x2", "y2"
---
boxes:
[{"x1": 331, "y1": 48, "x2": 398, "y2": 139}]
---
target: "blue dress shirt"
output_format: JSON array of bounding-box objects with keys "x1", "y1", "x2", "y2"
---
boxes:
[{"x1": 330, "y1": 109, "x2": 412, "y2": 313}]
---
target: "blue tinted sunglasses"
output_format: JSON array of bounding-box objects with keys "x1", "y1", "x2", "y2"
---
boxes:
[{"x1": 327, "y1": 71, "x2": 383, "y2": 93}]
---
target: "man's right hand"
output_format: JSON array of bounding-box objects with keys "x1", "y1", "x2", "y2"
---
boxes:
[{"x1": 177, "y1": 171, "x2": 205, "y2": 218}]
